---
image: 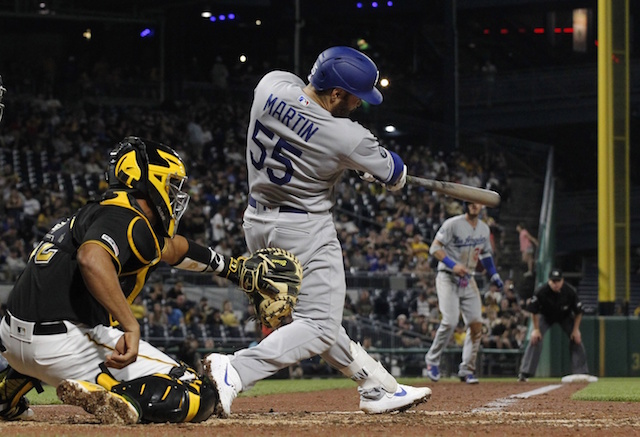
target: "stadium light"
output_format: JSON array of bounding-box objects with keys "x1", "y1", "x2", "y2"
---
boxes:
[{"x1": 140, "y1": 28, "x2": 154, "y2": 38}]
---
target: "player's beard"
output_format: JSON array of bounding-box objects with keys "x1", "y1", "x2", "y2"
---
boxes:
[{"x1": 331, "y1": 99, "x2": 355, "y2": 118}]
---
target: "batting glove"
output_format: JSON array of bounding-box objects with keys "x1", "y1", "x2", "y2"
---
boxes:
[
  {"x1": 356, "y1": 170, "x2": 376, "y2": 183},
  {"x1": 491, "y1": 273, "x2": 504, "y2": 291}
]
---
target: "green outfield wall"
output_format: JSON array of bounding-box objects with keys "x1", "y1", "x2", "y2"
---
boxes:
[{"x1": 537, "y1": 316, "x2": 640, "y2": 377}]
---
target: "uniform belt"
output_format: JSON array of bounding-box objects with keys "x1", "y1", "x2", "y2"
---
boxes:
[
  {"x1": 4, "y1": 313, "x2": 67, "y2": 335},
  {"x1": 249, "y1": 195, "x2": 306, "y2": 214}
]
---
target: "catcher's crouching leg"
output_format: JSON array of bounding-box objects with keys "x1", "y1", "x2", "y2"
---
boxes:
[
  {"x1": 98, "y1": 366, "x2": 218, "y2": 423},
  {"x1": 0, "y1": 367, "x2": 41, "y2": 420}
]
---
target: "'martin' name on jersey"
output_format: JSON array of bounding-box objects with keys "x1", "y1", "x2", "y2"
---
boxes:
[{"x1": 263, "y1": 94, "x2": 319, "y2": 142}]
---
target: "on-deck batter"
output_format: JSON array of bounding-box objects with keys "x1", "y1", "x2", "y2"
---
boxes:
[
  {"x1": 424, "y1": 202, "x2": 503, "y2": 384},
  {"x1": 205, "y1": 46, "x2": 431, "y2": 416}
]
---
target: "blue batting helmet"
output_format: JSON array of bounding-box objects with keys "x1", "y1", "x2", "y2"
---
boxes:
[{"x1": 308, "y1": 46, "x2": 383, "y2": 105}]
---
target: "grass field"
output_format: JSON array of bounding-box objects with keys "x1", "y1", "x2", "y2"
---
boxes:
[{"x1": 27, "y1": 377, "x2": 640, "y2": 405}]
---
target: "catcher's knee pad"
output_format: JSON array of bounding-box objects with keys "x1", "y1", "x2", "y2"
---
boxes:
[
  {"x1": 98, "y1": 370, "x2": 217, "y2": 423},
  {"x1": 0, "y1": 367, "x2": 42, "y2": 420}
]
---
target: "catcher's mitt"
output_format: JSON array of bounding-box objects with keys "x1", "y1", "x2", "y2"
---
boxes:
[{"x1": 238, "y1": 247, "x2": 302, "y2": 328}]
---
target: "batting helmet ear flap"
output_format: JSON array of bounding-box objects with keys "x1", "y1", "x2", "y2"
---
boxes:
[{"x1": 462, "y1": 201, "x2": 469, "y2": 213}]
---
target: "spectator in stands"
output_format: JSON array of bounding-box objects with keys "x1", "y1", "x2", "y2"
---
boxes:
[
  {"x1": 21, "y1": 188, "x2": 40, "y2": 238},
  {"x1": 453, "y1": 321, "x2": 467, "y2": 347},
  {"x1": 147, "y1": 302, "x2": 168, "y2": 342},
  {"x1": 145, "y1": 281, "x2": 165, "y2": 310},
  {"x1": 364, "y1": 245, "x2": 380, "y2": 272},
  {"x1": 354, "y1": 289, "x2": 373, "y2": 318},
  {"x1": 210, "y1": 205, "x2": 228, "y2": 245},
  {"x1": 220, "y1": 300, "x2": 240, "y2": 328},
  {"x1": 348, "y1": 247, "x2": 370, "y2": 273},
  {"x1": 165, "y1": 301, "x2": 186, "y2": 336},
  {"x1": 4, "y1": 186, "x2": 24, "y2": 222},
  {"x1": 3, "y1": 247, "x2": 26, "y2": 282},
  {"x1": 205, "y1": 308, "x2": 224, "y2": 339},
  {"x1": 343, "y1": 294, "x2": 356, "y2": 320},
  {"x1": 484, "y1": 282, "x2": 503, "y2": 306},
  {"x1": 516, "y1": 223, "x2": 539, "y2": 277},
  {"x1": 482, "y1": 309, "x2": 511, "y2": 349},
  {"x1": 407, "y1": 234, "x2": 429, "y2": 263},
  {"x1": 372, "y1": 289, "x2": 391, "y2": 322},
  {"x1": 394, "y1": 314, "x2": 421, "y2": 347},
  {"x1": 241, "y1": 302, "x2": 260, "y2": 342},
  {"x1": 166, "y1": 281, "x2": 185, "y2": 300},
  {"x1": 412, "y1": 290, "x2": 431, "y2": 318},
  {"x1": 130, "y1": 295, "x2": 147, "y2": 324}
]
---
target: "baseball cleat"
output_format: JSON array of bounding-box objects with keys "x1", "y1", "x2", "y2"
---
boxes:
[
  {"x1": 203, "y1": 353, "x2": 241, "y2": 418},
  {"x1": 359, "y1": 384, "x2": 431, "y2": 414},
  {"x1": 518, "y1": 373, "x2": 529, "y2": 382},
  {"x1": 57, "y1": 379, "x2": 140, "y2": 425},
  {"x1": 426, "y1": 364, "x2": 441, "y2": 382},
  {"x1": 460, "y1": 374, "x2": 479, "y2": 384}
]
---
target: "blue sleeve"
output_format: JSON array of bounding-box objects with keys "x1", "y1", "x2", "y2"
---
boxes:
[
  {"x1": 388, "y1": 151, "x2": 405, "y2": 184},
  {"x1": 480, "y1": 255, "x2": 498, "y2": 277}
]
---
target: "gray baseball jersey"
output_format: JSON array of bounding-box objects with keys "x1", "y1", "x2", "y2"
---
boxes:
[
  {"x1": 434, "y1": 214, "x2": 493, "y2": 272},
  {"x1": 426, "y1": 213, "x2": 493, "y2": 376},
  {"x1": 230, "y1": 70, "x2": 403, "y2": 389},
  {"x1": 246, "y1": 71, "x2": 400, "y2": 212}
]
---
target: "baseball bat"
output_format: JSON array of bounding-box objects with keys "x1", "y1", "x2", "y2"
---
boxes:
[{"x1": 406, "y1": 175, "x2": 501, "y2": 208}]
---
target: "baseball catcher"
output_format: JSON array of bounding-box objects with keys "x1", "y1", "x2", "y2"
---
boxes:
[{"x1": 0, "y1": 136, "x2": 301, "y2": 424}]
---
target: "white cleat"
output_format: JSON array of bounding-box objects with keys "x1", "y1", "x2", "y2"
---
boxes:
[
  {"x1": 359, "y1": 384, "x2": 431, "y2": 414},
  {"x1": 57, "y1": 379, "x2": 139, "y2": 425},
  {"x1": 203, "y1": 353, "x2": 241, "y2": 418}
]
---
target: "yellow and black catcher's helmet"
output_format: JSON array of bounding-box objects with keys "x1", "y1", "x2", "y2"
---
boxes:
[{"x1": 106, "y1": 136, "x2": 189, "y2": 237}]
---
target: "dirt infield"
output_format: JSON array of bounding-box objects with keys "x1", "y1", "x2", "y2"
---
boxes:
[{"x1": 1, "y1": 380, "x2": 638, "y2": 436}]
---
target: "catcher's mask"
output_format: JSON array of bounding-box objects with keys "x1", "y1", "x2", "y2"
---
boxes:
[
  {"x1": 106, "y1": 136, "x2": 190, "y2": 237},
  {"x1": 0, "y1": 75, "x2": 6, "y2": 123}
]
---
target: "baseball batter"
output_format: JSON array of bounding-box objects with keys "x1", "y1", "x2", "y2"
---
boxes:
[
  {"x1": 204, "y1": 46, "x2": 431, "y2": 416},
  {"x1": 425, "y1": 202, "x2": 503, "y2": 383}
]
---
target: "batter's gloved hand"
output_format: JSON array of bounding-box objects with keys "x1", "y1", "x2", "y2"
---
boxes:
[
  {"x1": 356, "y1": 170, "x2": 376, "y2": 183},
  {"x1": 490, "y1": 273, "x2": 504, "y2": 291},
  {"x1": 386, "y1": 164, "x2": 407, "y2": 191}
]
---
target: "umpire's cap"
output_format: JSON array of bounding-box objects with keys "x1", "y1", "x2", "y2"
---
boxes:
[{"x1": 549, "y1": 268, "x2": 563, "y2": 281}]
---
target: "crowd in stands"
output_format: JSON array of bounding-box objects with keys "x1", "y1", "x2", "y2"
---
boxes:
[{"x1": 0, "y1": 79, "x2": 528, "y2": 374}]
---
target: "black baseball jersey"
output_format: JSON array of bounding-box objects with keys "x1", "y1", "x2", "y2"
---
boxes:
[
  {"x1": 526, "y1": 281, "x2": 583, "y2": 324},
  {"x1": 7, "y1": 191, "x2": 165, "y2": 327}
]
